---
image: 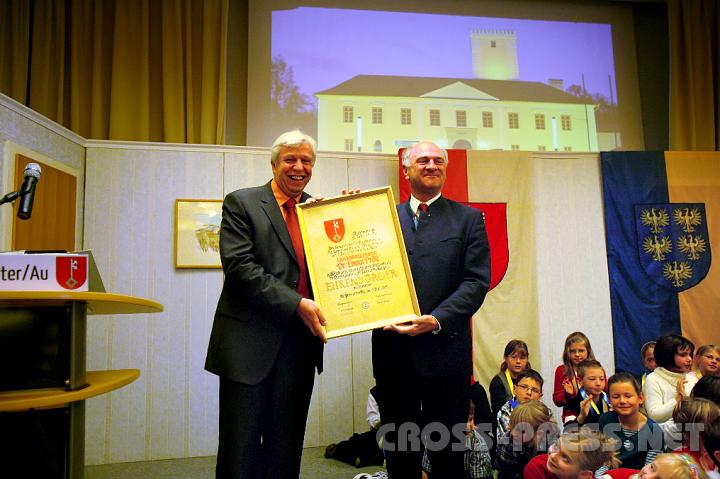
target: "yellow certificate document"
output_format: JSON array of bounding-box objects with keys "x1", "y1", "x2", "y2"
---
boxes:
[{"x1": 297, "y1": 187, "x2": 420, "y2": 338}]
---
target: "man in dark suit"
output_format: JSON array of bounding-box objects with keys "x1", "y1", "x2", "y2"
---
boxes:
[
  {"x1": 372, "y1": 141, "x2": 491, "y2": 478},
  {"x1": 205, "y1": 130, "x2": 327, "y2": 478}
]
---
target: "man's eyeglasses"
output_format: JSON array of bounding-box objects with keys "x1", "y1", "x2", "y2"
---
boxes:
[{"x1": 516, "y1": 383, "x2": 541, "y2": 395}]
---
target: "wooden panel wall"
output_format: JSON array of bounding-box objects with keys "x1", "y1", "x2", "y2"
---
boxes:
[{"x1": 12, "y1": 154, "x2": 77, "y2": 251}]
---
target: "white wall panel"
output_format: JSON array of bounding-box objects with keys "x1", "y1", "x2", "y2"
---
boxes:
[
  {"x1": 350, "y1": 331, "x2": 375, "y2": 433},
  {"x1": 308, "y1": 336, "x2": 355, "y2": 446},
  {"x1": 532, "y1": 153, "x2": 614, "y2": 419},
  {"x1": 84, "y1": 146, "x2": 223, "y2": 464},
  {"x1": 223, "y1": 149, "x2": 274, "y2": 193}
]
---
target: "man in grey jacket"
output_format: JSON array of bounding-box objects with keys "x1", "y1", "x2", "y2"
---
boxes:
[{"x1": 205, "y1": 130, "x2": 326, "y2": 478}]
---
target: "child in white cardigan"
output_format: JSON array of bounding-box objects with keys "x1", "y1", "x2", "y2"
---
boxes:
[{"x1": 643, "y1": 334, "x2": 699, "y2": 438}]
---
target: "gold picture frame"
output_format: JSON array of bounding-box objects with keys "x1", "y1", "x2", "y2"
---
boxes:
[
  {"x1": 174, "y1": 199, "x2": 223, "y2": 268},
  {"x1": 297, "y1": 186, "x2": 420, "y2": 338}
]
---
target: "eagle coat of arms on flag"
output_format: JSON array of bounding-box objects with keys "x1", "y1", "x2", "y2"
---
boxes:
[{"x1": 635, "y1": 203, "x2": 711, "y2": 291}]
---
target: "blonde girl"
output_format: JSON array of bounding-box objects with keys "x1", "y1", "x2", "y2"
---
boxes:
[
  {"x1": 602, "y1": 453, "x2": 709, "y2": 479},
  {"x1": 496, "y1": 400, "x2": 558, "y2": 479},
  {"x1": 524, "y1": 427, "x2": 620, "y2": 479},
  {"x1": 695, "y1": 345, "x2": 720, "y2": 378},
  {"x1": 554, "y1": 332, "x2": 599, "y2": 419},
  {"x1": 508, "y1": 400, "x2": 558, "y2": 452}
]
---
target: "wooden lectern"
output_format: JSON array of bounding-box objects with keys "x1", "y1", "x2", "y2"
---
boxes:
[{"x1": 0, "y1": 291, "x2": 163, "y2": 478}]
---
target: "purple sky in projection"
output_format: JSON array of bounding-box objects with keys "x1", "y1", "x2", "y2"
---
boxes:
[{"x1": 272, "y1": 7, "x2": 616, "y2": 104}]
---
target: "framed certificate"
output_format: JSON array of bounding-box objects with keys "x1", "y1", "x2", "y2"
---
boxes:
[{"x1": 297, "y1": 186, "x2": 420, "y2": 338}]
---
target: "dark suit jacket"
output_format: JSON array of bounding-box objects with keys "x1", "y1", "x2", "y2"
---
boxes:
[
  {"x1": 205, "y1": 181, "x2": 323, "y2": 385},
  {"x1": 372, "y1": 196, "x2": 490, "y2": 379}
]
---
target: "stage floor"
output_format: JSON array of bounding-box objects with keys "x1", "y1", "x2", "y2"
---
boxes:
[{"x1": 85, "y1": 446, "x2": 384, "y2": 479}]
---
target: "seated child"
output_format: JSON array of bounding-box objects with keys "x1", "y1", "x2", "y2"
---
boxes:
[
  {"x1": 554, "y1": 332, "x2": 598, "y2": 423},
  {"x1": 693, "y1": 375, "x2": 720, "y2": 403},
  {"x1": 598, "y1": 372, "x2": 664, "y2": 470},
  {"x1": 639, "y1": 341, "x2": 657, "y2": 389},
  {"x1": 470, "y1": 379, "x2": 494, "y2": 431},
  {"x1": 491, "y1": 340, "x2": 532, "y2": 462},
  {"x1": 497, "y1": 400, "x2": 559, "y2": 479},
  {"x1": 644, "y1": 335, "x2": 698, "y2": 426},
  {"x1": 701, "y1": 416, "x2": 720, "y2": 479},
  {"x1": 695, "y1": 345, "x2": 720, "y2": 379},
  {"x1": 564, "y1": 359, "x2": 609, "y2": 426},
  {"x1": 657, "y1": 375, "x2": 720, "y2": 448},
  {"x1": 670, "y1": 398, "x2": 720, "y2": 459},
  {"x1": 492, "y1": 340, "x2": 532, "y2": 423},
  {"x1": 523, "y1": 427, "x2": 619, "y2": 479},
  {"x1": 600, "y1": 454, "x2": 709, "y2": 479},
  {"x1": 325, "y1": 386, "x2": 384, "y2": 468},
  {"x1": 497, "y1": 369, "x2": 545, "y2": 444}
]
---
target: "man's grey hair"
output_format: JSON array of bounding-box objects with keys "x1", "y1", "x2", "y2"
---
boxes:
[
  {"x1": 270, "y1": 130, "x2": 317, "y2": 165},
  {"x1": 401, "y1": 142, "x2": 449, "y2": 167}
]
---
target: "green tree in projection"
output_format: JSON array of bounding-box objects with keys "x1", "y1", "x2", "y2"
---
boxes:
[
  {"x1": 565, "y1": 84, "x2": 618, "y2": 134},
  {"x1": 271, "y1": 56, "x2": 317, "y2": 138}
]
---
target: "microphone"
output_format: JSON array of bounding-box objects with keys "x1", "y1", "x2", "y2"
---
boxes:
[{"x1": 17, "y1": 163, "x2": 41, "y2": 220}]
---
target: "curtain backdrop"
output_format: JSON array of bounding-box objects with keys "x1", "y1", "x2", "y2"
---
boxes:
[
  {"x1": 668, "y1": 0, "x2": 720, "y2": 150},
  {"x1": 0, "y1": 0, "x2": 227, "y2": 144}
]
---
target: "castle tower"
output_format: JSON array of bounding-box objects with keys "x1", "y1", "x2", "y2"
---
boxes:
[{"x1": 470, "y1": 30, "x2": 519, "y2": 80}]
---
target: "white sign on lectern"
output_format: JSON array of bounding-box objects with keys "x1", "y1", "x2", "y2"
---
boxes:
[{"x1": 0, "y1": 252, "x2": 90, "y2": 291}]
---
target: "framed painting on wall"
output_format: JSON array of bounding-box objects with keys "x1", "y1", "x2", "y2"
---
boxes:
[{"x1": 174, "y1": 199, "x2": 223, "y2": 268}]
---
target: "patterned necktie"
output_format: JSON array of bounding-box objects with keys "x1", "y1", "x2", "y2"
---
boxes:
[
  {"x1": 283, "y1": 198, "x2": 309, "y2": 298},
  {"x1": 414, "y1": 202, "x2": 429, "y2": 229}
]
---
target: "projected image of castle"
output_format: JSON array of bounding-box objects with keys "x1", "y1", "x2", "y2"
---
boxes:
[{"x1": 314, "y1": 30, "x2": 614, "y2": 154}]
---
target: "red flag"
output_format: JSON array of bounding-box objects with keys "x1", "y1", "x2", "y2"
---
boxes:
[{"x1": 398, "y1": 149, "x2": 508, "y2": 290}]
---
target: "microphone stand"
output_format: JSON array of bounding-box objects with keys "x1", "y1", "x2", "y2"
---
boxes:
[{"x1": 0, "y1": 189, "x2": 23, "y2": 206}]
